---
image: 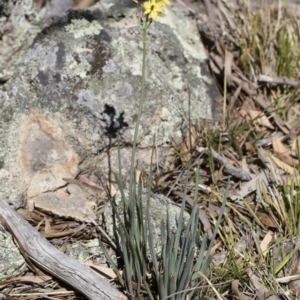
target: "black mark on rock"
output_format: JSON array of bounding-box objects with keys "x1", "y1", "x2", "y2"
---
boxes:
[
  {"x1": 56, "y1": 42, "x2": 65, "y2": 69},
  {"x1": 37, "y1": 71, "x2": 49, "y2": 86}
]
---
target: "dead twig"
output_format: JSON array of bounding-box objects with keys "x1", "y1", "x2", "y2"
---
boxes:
[
  {"x1": 197, "y1": 147, "x2": 252, "y2": 181},
  {"x1": 258, "y1": 74, "x2": 300, "y2": 87}
]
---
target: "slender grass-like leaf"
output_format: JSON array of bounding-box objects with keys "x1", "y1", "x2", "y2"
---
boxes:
[
  {"x1": 161, "y1": 221, "x2": 168, "y2": 297},
  {"x1": 147, "y1": 195, "x2": 159, "y2": 284},
  {"x1": 191, "y1": 233, "x2": 208, "y2": 283},
  {"x1": 169, "y1": 273, "x2": 176, "y2": 300},
  {"x1": 191, "y1": 162, "x2": 200, "y2": 235},
  {"x1": 176, "y1": 234, "x2": 188, "y2": 281},
  {"x1": 275, "y1": 241, "x2": 300, "y2": 274},
  {"x1": 117, "y1": 134, "x2": 125, "y2": 193},
  {"x1": 130, "y1": 181, "x2": 137, "y2": 232},
  {"x1": 168, "y1": 246, "x2": 176, "y2": 300},
  {"x1": 119, "y1": 226, "x2": 133, "y2": 295},
  {"x1": 109, "y1": 190, "x2": 131, "y2": 242},
  {"x1": 186, "y1": 224, "x2": 198, "y2": 261},
  {"x1": 146, "y1": 136, "x2": 159, "y2": 278},
  {"x1": 166, "y1": 209, "x2": 171, "y2": 245},
  {"x1": 175, "y1": 165, "x2": 194, "y2": 276},
  {"x1": 165, "y1": 232, "x2": 173, "y2": 283},
  {"x1": 200, "y1": 255, "x2": 213, "y2": 274},
  {"x1": 131, "y1": 240, "x2": 142, "y2": 295},
  {"x1": 98, "y1": 241, "x2": 124, "y2": 286},
  {"x1": 243, "y1": 200, "x2": 265, "y2": 228},
  {"x1": 106, "y1": 177, "x2": 135, "y2": 294},
  {"x1": 166, "y1": 225, "x2": 174, "y2": 283},
  {"x1": 225, "y1": 201, "x2": 252, "y2": 227},
  {"x1": 176, "y1": 209, "x2": 196, "y2": 279},
  {"x1": 144, "y1": 280, "x2": 155, "y2": 300},
  {"x1": 177, "y1": 221, "x2": 197, "y2": 295},
  {"x1": 115, "y1": 175, "x2": 129, "y2": 225},
  {"x1": 177, "y1": 246, "x2": 195, "y2": 298},
  {"x1": 174, "y1": 165, "x2": 191, "y2": 259},
  {"x1": 158, "y1": 273, "x2": 168, "y2": 299},
  {"x1": 137, "y1": 183, "x2": 145, "y2": 274}
]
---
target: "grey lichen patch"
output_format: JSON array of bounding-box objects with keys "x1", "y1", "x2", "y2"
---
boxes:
[
  {"x1": 66, "y1": 239, "x2": 107, "y2": 266},
  {"x1": 65, "y1": 19, "x2": 103, "y2": 39},
  {"x1": 0, "y1": 182, "x2": 19, "y2": 202},
  {"x1": 158, "y1": 7, "x2": 207, "y2": 61},
  {"x1": 0, "y1": 228, "x2": 25, "y2": 281},
  {"x1": 103, "y1": 59, "x2": 117, "y2": 73},
  {"x1": 110, "y1": 36, "x2": 142, "y2": 77},
  {"x1": 77, "y1": 89, "x2": 102, "y2": 114},
  {"x1": 93, "y1": 0, "x2": 136, "y2": 19},
  {"x1": 0, "y1": 114, "x2": 25, "y2": 200},
  {"x1": 107, "y1": 81, "x2": 133, "y2": 99},
  {"x1": 0, "y1": 91, "x2": 9, "y2": 101},
  {"x1": 23, "y1": 40, "x2": 59, "y2": 71},
  {"x1": 159, "y1": 106, "x2": 182, "y2": 139},
  {"x1": 69, "y1": 60, "x2": 91, "y2": 79},
  {"x1": 139, "y1": 105, "x2": 183, "y2": 147}
]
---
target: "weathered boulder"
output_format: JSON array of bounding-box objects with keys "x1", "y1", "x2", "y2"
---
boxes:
[{"x1": 0, "y1": 0, "x2": 220, "y2": 202}]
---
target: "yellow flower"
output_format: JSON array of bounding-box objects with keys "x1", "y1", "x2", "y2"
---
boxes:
[{"x1": 143, "y1": 0, "x2": 165, "y2": 20}]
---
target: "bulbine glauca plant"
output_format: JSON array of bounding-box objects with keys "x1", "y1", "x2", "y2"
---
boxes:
[{"x1": 100, "y1": 0, "x2": 227, "y2": 299}]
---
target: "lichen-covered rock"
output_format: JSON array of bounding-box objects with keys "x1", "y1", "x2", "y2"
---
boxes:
[
  {"x1": 66, "y1": 239, "x2": 107, "y2": 266},
  {"x1": 0, "y1": 0, "x2": 41, "y2": 81},
  {"x1": 0, "y1": 0, "x2": 82, "y2": 82},
  {"x1": 0, "y1": 0, "x2": 219, "y2": 201}
]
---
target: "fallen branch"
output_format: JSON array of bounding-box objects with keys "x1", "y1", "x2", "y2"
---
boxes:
[
  {"x1": 258, "y1": 74, "x2": 300, "y2": 87},
  {"x1": 197, "y1": 147, "x2": 252, "y2": 181},
  {"x1": 0, "y1": 199, "x2": 127, "y2": 300}
]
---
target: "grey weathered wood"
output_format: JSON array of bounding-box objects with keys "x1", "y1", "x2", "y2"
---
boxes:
[{"x1": 0, "y1": 199, "x2": 127, "y2": 300}]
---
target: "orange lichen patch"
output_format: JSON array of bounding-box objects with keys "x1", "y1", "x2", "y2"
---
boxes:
[{"x1": 17, "y1": 109, "x2": 79, "y2": 198}]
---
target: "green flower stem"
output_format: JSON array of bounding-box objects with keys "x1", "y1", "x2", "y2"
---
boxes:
[{"x1": 129, "y1": 19, "x2": 149, "y2": 201}]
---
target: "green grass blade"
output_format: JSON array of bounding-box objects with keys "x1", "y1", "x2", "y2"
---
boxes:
[
  {"x1": 176, "y1": 246, "x2": 195, "y2": 298},
  {"x1": 191, "y1": 233, "x2": 208, "y2": 282},
  {"x1": 144, "y1": 280, "x2": 155, "y2": 300},
  {"x1": 120, "y1": 228, "x2": 133, "y2": 295},
  {"x1": 174, "y1": 164, "x2": 191, "y2": 258},
  {"x1": 99, "y1": 241, "x2": 125, "y2": 286}
]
